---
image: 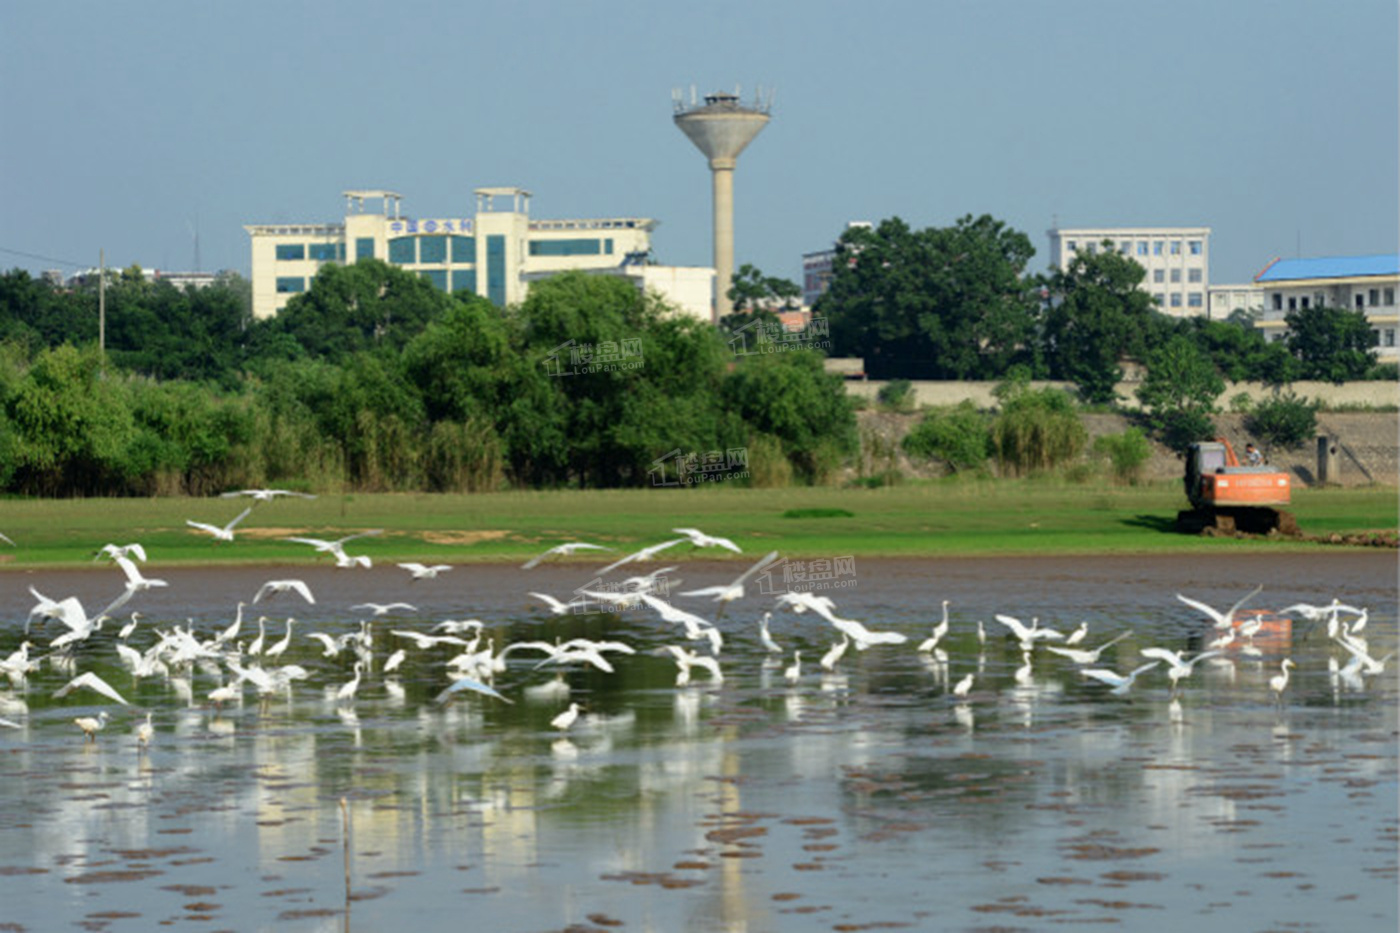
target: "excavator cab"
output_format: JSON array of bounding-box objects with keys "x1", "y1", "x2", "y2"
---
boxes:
[{"x1": 1179, "y1": 438, "x2": 1297, "y2": 535}]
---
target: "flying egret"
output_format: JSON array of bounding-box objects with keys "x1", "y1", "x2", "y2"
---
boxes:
[
  {"x1": 994, "y1": 614, "x2": 1065, "y2": 650},
  {"x1": 398, "y1": 562, "x2": 452, "y2": 580},
  {"x1": 1081, "y1": 661, "x2": 1160, "y2": 696},
  {"x1": 595, "y1": 539, "x2": 684, "y2": 575},
  {"x1": 529, "y1": 592, "x2": 582, "y2": 616},
  {"x1": 186, "y1": 506, "x2": 255, "y2": 543},
  {"x1": 550, "y1": 702, "x2": 582, "y2": 732},
  {"x1": 826, "y1": 614, "x2": 908, "y2": 651},
  {"x1": 53, "y1": 671, "x2": 130, "y2": 706},
  {"x1": 671, "y1": 527, "x2": 743, "y2": 553},
  {"x1": 0, "y1": 531, "x2": 12, "y2": 546},
  {"x1": 96, "y1": 543, "x2": 147, "y2": 563},
  {"x1": 390, "y1": 630, "x2": 470, "y2": 650},
  {"x1": 1176, "y1": 584, "x2": 1263, "y2": 630},
  {"x1": 253, "y1": 579, "x2": 315, "y2": 605},
  {"x1": 435, "y1": 675, "x2": 512, "y2": 705},
  {"x1": 352, "y1": 602, "x2": 417, "y2": 616},
  {"x1": 638, "y1": 593, "x2": 722, "y2": 652},
  {"x1": 284, "y1": 530, "x2": 382, "y2": 564},
  {"x1": 221, "y1": 488, "x2": 317, "y2": 501},
  {"x1": 1269, "y1": 659, "x2": 1296, "y2": 705},
  {"x1": 1139, "y1": 647, "x2": 1223, "y2": 696},
  {"x1": 74, "y1": 711, "x2": 110, "y2": 742},
  {"x1": 113, "y1": 555, "x2": 168, "y2": 592},
  {"x1": 659, "y1": 645, "x2": 723, "y2": 685},
  {"x1": 522, "y1": 542, "x2": 612, "y2": 570},
  {"x1": 1333, "y1": 633, "x2": 1391, "y2": 675},
  {"x1": 678, "y1": 550, "x2": 780, "y2": 617},
  {"x1": 1045, "y1": 631, "x2": 1130, "y2": 665}
]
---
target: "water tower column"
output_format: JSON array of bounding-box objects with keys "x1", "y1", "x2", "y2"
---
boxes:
[{"x1": 711, "y1": 156, "x2": 737, "y2": 320}]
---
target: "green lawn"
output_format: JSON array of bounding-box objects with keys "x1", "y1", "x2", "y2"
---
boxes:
[{"x1": 0, "y1": 480, "x2": 1393, "y2": 568}]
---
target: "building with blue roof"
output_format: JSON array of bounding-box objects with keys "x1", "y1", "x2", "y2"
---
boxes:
[{"x1": 1253, "y1": 253, "x2": 1398, "y2": 362}]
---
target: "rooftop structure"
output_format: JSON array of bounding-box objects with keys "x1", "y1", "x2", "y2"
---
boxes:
[
  {"x1": 1253, "y1": 253, "x2": 1398, "y2": 361},
  {"x1": 674, "y1": 87, "x2": 772, "y2": 320}
]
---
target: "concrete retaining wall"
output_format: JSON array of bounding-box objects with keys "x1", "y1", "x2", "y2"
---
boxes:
[{"x1": 846, "y1": 379, "x2": 1400, "y2": 410}]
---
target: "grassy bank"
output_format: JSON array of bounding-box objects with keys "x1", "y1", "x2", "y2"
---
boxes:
[{"x1": 0, "y1": 480, "x2": 1393, "y2": 569}]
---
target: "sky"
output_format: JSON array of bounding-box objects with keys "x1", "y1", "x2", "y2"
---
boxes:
[{"x1": 2, "y1": 0, "x2": 1396, "y2": 289}]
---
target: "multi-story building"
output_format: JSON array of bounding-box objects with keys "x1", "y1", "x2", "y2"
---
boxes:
[
  {"x1": 1254, "y1": 254, "x2": 1399, "y2": 362},
  {"x1": 801, "y1": 222, "x2": 871, "y2": 307},
  {"x1": 1047, "y1": 226, "x2": 1211, "y2": 317},
  {"x1": 245, "y1": 187, "x2": 712, "y2": 321},
  {"x1": 1207, "y1": 283, "x2": 1264, "y2": 321}
]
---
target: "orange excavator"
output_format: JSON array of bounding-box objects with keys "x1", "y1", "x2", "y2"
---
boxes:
[{"x1": 1177, "y1": 437, "x2": 1298, "y2": 535}]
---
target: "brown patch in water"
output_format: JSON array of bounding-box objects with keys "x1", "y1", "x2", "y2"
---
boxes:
[
  {"x1": 65, "y1": 869, "x2": 163, "y2": 884},
  {"x1": 0, "y1": 866, "x2": 48, "y2": 876},
  {"x1": 162, "y1": 885, "x2": 217, "y2": 896},
  {"x1": 278, "y1": 909, "x2": 342, "y2": 920},
  {"x1": 586, "y1": 915, "x2": 624, "y2": 927},
  {"x1": 1100, "y1": 871, "x2": 1166, "y2": 882},
  {"x1": 706, "y1": 826, "x2": 766, "y2": 845},
  {"x1": 672, "y1": 861, "x2": 711, "y2": 870},
  {"x1": 772, "y1": 893, "x2": 802, "y2": 901}
]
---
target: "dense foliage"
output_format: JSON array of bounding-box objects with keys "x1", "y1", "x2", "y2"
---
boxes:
[{"x1": 0, "y1": 266, "x2": 856, "y2": 496}]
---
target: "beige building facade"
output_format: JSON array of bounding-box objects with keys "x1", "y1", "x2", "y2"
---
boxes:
[{"x1": 1048, "y1": 226, "x2": 1211, "y2": 317}]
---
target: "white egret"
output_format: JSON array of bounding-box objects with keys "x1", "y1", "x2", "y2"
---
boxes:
[
  {"x1": 383, "y1": 648, "x2": 406, "y2": 673},
  {"x1": 1333, "y1": 633, "x2": 1391, "y2": 675},
  {"x1": 284, "y1": 529, "x2": 382, "y2": 565},
  {"x1": 1139, "y1": 647, "x2": 1222, "y2": 696},
  {"x1": 784, "y1": 650, "x2": 802, "y2": 684},
  {"x1": 952, "y1": 672, "x2": 975, "y2": 698},
  {"x1": 398, "y1": 562, "x2": 452, "y2": 580},
  {"x1": 390, "y1": 630, "x2": 470, "y2": 650},
  {"x1": 113, "y1": 554, "x2": 168, "y2": 593},
  {"x1": 595, "y1": 539, "x2": 684, "y2": 575},
  {"x1": 639, "y1": 593, "x2": 722, "y2": 652},
  {"x1": 1081, "y1": 661, "x2": 1160, "y2": 696},
  {"x1": 264, "y1": 619, "x2": 295, "y2": 660},
  {"x1": 221, "y1": 488, "x2": 317, "y2": 501},
  {"x1": 208, "y1": 680, "x2": 241, "y2": 708},
  {"x1": 246, "y1": 616, "x2": 268, "y2": 656},
  {"x1": 528, "y1": 592, "x2": 581, "y2": 616},
  {"x1": 352, "y1": 602, "x2": 418, "y2": 616},
  {"x1": 820, "y1": 635, "x2": 851, "y2": 672},
  {"x1": 550, "y1": 702, "x2": 582, "y2": 732},
  {"x1": 659, "y1": 645, "x2": 723, "y2": 685},
  {"x1": 672, "y1": 527, "x2": 743, "y2": 553},
  {"x1": 678, "y1": 550, "x2": 780, "y2": 617},
  {"x1": 1014, "y1": 650, "x2": 1034, "y2": 685},
  {"x1": 1045, "y1": 631, "x2": 1130, "y2": 665},
  {"x1": 994, "y1": 614, "x2": 1065, "y2": 650},
  {"x1": 96, "y1": 543, "x2": 147, "y2": 563},
  {"x1": 53, "y1": 671, "x2": 130, "y2": 706},
  {"x1": 306, "y1": 630, "x2": 340, "y2": 658},
  {"x1": 185, "y1": 505, "x2": 254, "y2": 543},
  {"x1": 335, "y1": 662, "x2": 365, "y2": 705},
  {"x1": 758, "y1": 612, "x2": 783, "y2": 654},
  {"x1": 918, "y1": 600, "x2": 951, "y2": 653},
  {"x1": 1269, "y1": 659, "x2": 1296, "y2": 705},
  {"x1": 253, "y1": 579, "x2": 315, "y2": 605},
  {"x1": 826, "y1": 614, "x2": 908, "y2": 651},
  {"x1": 74, "y1": 711, "x2": 110, "y2": 742},
  {"x1": 1176, "y1": 584, "x2": 1263, "y2": 630},
  {"x1": 435, "y1": 675, "x2": 512, "y2": 705},
  {"x1": 1064, "y1": 622, "x2": 1089, "y2": 646},
  {"x1": 136, "y1": 712, "x2": 154, "y2": 747},
  {"x1": 522, "y1": 542, "x2": 612, "y2": 570},
  {"x1": 772, "y1": 590, "x2": 838, "y2": 617}
]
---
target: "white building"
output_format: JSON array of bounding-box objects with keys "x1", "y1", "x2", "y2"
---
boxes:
[
  {"x1": 1207, "y1": 283, "x2": 1263, "y2": 321},
  {"x1": 245, "y1": 187, "x2": 712, "y2": 321},
  {"x1": 1254, "y1": 254, "x2": 1399, "y2": 362},
  {"x1": 1047, "y1": 226, "x2": 1211, "y2": 317}
]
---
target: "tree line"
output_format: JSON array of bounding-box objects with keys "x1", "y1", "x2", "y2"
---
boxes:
[{"x1": 0, "y1": 263, "x2": 855, "y2": 497}]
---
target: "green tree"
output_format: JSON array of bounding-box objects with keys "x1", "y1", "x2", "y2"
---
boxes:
[
  {"x1": 1177, "y1": 317, "x2": 1298, "y2": 386},
  {"x1": 1041, "y1": 242, "x2": 1161, "y2": 404},
  {"x1": 726, "y1": 263, "x2": 800, "y2": 313},
  {"x1": 821, "y1": 215, "x2": 1039, "y2": 379},
  {"x1": 1136, "y1": 334, "x2": 1224, "y2": 452},
  {"x1": 1284, "y1": 303, "x2": 1378, "y2": 383},
  {"x1": 1245, "y1": 390, "x2": 1318, "y2": 451},
  {"x1": 901, "y1": 400, "x2": 990, "y2": 474}
]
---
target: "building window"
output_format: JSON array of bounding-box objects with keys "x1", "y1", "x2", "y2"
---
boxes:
[
  {"x1": 419, "y1": 236, "x2": 448, "y2": 264},
  {"x1": 1137, "y1": 241, "x2": 1148, "y2": 255},
  {"x1": 388, "y1": 237, "x2": 416, "y2": 264},
  {"x1": 1170, "y1": 269, "x2": 1181, "y2": 283},
  {"x1": 1300, "y1": 296, "x2": 1310, "y2": 309},
  {"x1": 1170, "y1": 241, "x2": 1181, "y2": 255},
  {"x1": 1288, "y1": 297, "x2": 1297, "y2": 311},
  {"x1": 420, "y1": 270, "x2": 448, "y2": 290},
  {"x1": 1154, "y1": 292, "x2": 1166, "y2": 305},
  {"x1": 1356, "y1": 293, "x2": 1365, "y2": 309},
  {"x1": 275, "y1": 276, "x2": 305, "y2": 293},
  {"x1": 1314, "y1": 292, "x2": 1326, "y2": 308},
  {"x1": 356, "y1": 237, "x2": 374, "y2": 261},
  {"x1": 1153, "y1": 241, "x2": 1164, "y2": 256},
  {"x1": 1153, "y1": 269, "x2": 1165, "y2": 283},
  {"x1": 529, "y1": 238, "x2": 603, "y2": 257},
  {"x1": 275, "y1": 244, "x2": 305, "y2": 261},
  {"x1": 1386, "y1": 288, "x2": 1395, "y2": 306},
  {"x1": 453, "y1": 269, "x2": 477, "y2": 294},
  {"x1": 451, "y1": 236, "x2": 475, "y2": 263},
  {"x1": 1273, "y1": 293, "x2": 1283, "y2": 311},
  {"x1": 1188, "y1": 269, "x2": 1202, "y2": 283},
  {"x1": 1188, "y1": 293, "x2": 1203, "y2": 308},
  {"x1": 1369, "y1": 289, "x2": 1380, "y2": 306},
  {"x1": 1120, "y1": 241, "x2": 1131, "y2": 254},
  {"x1": 308, "y1": 243, "x2": 340, "y2": 262},
  {"x1": 1385, "y1": 329, "x2": 1395, "y2": 347},
  {"x1": 1170, "y1": 293, "x2": 1183, "y2": 308},
  {"x1": 1066, "y1": 240, "x2": 1077, "y2": 253},
  {"x1": 1189, "y1": 240, "x2": 1203, "y2": 255}
]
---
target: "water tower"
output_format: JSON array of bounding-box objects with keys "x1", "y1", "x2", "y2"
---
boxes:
[{"x1": 673, "y1": 86, "x2": 772, "y2": 320}]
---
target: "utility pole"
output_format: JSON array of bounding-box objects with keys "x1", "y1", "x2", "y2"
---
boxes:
[{"x1": 98, "y1": 248, "x2": 106, "y2": 358}]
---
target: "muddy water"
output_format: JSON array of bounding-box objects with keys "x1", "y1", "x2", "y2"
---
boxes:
[{"x1": 0, "y1": 552, "x2": 1395, "y2": 932}]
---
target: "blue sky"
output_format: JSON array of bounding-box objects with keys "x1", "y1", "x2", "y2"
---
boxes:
[{"x1": 2, "y1": 0, "x2": 1395, "y2": 288}]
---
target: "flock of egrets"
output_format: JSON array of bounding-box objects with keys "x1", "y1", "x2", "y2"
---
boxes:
[{"x1": 0, "y1": 494, "x2": 1389, "y2": 748}]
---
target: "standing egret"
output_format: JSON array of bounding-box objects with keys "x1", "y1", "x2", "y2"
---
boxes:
[
  {"x1": 952, "y1": 672, "x2": 975, "y2": 698},
  {"x1": 264, "y1": 619, "x2": 295, "y2": 660},
  {"x1": 758, "y1": 612, "x2": 783, "y2": 654},
  {"x1": 784, "y1": 650, "x2": 802, "y2": 684},
  {"x1": 1269, "y1": 659, "x2": 1296, "y2": 706},
  {"x1": 384, "y1": 648, "x2": 407, "y2": 674},
  {"x1": 136, "y1": 712, "x2": 154, "y2": 747},
  {"x1": 74, "y1": 711, "x2": 110, "y2": 742},
  {"x1": 550, "y1": 702, "x2": 582, "y2": 733},
  {"x1": 336, "y1": 662, "x2": 365, "y2": 705},
  {"x1": 246, "y1": 616, "x2": 268, "y2": 657},
  {"x1": 820, "y1": 634, "x2": 851, "y2": 672},
  {"x1": 1064, "y1": 622, "x2": 1089, "y2": 646}
]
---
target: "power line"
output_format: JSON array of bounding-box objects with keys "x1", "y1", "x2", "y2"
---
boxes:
[{"x1": 0, "y1": 245, "x2": 89, "y2": 269}]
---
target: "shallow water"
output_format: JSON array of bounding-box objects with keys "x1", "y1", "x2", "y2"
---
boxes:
[{"x1": 1, "y1": 553, "x2": 1395, "y2": 932}]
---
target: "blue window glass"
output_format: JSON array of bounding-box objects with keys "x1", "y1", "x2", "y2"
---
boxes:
[
  {"x1": 487, "y1": 235, "x2": 506, "y2": 306},
  {"x1": 388, "y1": 237, "x2": 416, "y2": 264},
  {"x1": 275, "y1": 244, "x2": 305, "y2": 261},
  {"x1": 308, "y1": 243, "x2": 338, "y2": 261},
  {"x1": 419, "y1": 236, "x2": 448, "y2": 263},
  {"x1": 453, "y1": 269, "x2": 477, "y2": 294},
  {"x1": 605, "y1": 239, "x2": 613, "y2": 255},
  {"x1": 421, "y1": 270, "x2": 448, "y2": 290},
  {"x1": 1189, "y1": 240, "x2": 1203, "y2": 255},
  {"x1": 451, "y1": 236, "x2": 476, "y2": 263},
  {"x1": 276, "y1": 277, "x2": 305, "y2": 293},
  {"x1": 529, "y1": 238, "x2": 602, "y2": 257},
  {"x1": 356, "y1": 237, "x2": 375, "y2": 261}
]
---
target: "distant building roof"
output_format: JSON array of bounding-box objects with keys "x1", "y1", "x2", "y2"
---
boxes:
[{"x1": 1255, "y1": 254, "x2": 1400, "y2": 283}]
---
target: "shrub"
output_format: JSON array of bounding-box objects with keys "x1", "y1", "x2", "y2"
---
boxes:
[
  {"x1": 1245, "y1": 391, "x2": 1318, "y2": 451},
  {"x1": 1092, "y1": 427, "x2": 1152, "y2": 484},
  {"x1": 876, "y1": 378, "x2": 915, "y2": 412},
  {"x1": 988, "y1": 386, "x2": 1086, "y2": 475},
  {"x1": 1228, "y1": 392, "x2": 1254, "y2": 413},
  {"x1": 901, "y1": 401, "x2": 991, "y2": 474}
]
